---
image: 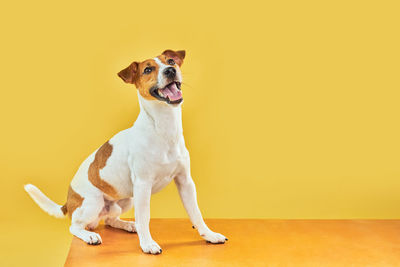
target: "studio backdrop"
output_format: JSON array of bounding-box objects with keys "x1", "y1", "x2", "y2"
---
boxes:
[{"x1": 1, "y1": 0, "x2": 399, "y2": 224}]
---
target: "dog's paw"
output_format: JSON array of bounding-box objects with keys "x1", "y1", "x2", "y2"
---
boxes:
[
  {"x1": 201, "y1": 230, "x2": 228, "y2": 244},
  {"x1": 83, "y1": 232, "x2": 102, "y2": 245},
  {"x1": 140, "y1": 240, "x2": 162, "y2": 254},
  {"x1": 105, "y1": 219, "x2": 137, "y2": 233},
  {"x1": 123, "y1": 221, "x2": 136, "y2": 233}
]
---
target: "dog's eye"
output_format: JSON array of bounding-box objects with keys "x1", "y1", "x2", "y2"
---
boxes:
[
  {"x1": 167, "y1": 59, "x2": 175, "y2": 65},
  {"x1": 144, "y1": 67, "x2": 153, "y2": 74}
]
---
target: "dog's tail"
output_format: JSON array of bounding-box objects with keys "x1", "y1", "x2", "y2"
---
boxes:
[{"x1": 24, "y1": 184, "x2": 66, "y2": 218}]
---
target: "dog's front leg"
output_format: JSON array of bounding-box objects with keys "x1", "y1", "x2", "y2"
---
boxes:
[
  {"x1": 175, "y1": 173, "x2": 228, "y2": 244},
  {"x1": 133, "y1": 179, "x2": 162, "y2": 254}
]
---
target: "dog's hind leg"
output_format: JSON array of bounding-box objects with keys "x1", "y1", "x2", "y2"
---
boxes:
[
  {"x1": 69, "y1": 196, "x2": 104, "y2": 245},
  {"x1": 105, "y1": 198, "x2": 136, "y2": 232}
]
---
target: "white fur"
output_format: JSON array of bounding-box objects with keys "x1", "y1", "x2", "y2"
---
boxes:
[
  {"x1": 24, "y1": 184, "x2": 66, "y2": 218},
  {"x1": 25, "y1": 60, "x2": 227, "y2": 254},
  {"x1": 154, "y1": 57, "x2": 168, "y2": 87}
]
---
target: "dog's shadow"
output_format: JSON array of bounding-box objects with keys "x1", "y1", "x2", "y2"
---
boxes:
[
  {"x1": 160, "y1": 240, "x2": 205, "y2": 249},
  {"x1": 103, "y1": 225, "x2": 208, "y2": 249}
]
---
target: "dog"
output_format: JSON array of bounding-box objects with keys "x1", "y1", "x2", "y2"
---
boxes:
[{"x1": 25, "y1": 49, "x2": 227, "y2": 254}]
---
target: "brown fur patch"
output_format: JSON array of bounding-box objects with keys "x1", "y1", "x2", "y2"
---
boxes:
[
  {"x1": 88, "y1": 141, "x2": 119, "y2": 198},
  {"x1": 135, "y1": 59, "x2": 159, "y2": 100},
  {"x1": 161, "y1": 50, "x2": 185, "y2": 66},
  {"x1": 61, "y1": 186, "x2": 84, "y2": 217},
  {"x1": 117, "y1": 62, "x2": 138, "y2": 84}
]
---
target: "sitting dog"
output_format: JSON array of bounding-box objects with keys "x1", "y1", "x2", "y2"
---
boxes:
[{"x1": 25, "y1": 49, "x2": 227, "y2": 254}]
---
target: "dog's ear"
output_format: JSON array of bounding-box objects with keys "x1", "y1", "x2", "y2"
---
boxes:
[
  {"x1": 162, "y1": 50, "x2": 186, "y2": 66},
  {"x1": 118, "y1": 62, "x2": 139, "y2": 84}
]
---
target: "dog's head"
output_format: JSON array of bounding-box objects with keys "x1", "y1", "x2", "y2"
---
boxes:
[{"x1": 118, "y1": 49, "x2": 185, "y2": 105}]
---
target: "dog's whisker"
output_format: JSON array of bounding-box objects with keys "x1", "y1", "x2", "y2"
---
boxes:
[{"x1": 181, "y1": 82, "x2": 194, "y2": 89}]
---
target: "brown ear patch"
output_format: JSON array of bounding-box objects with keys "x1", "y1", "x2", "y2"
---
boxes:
[
  {"x1": 118, "y1": 62, "x2": 139, "y2": 84},
  {"x1": 162, "y1": 49, "x2": 186, "y2": 66},
  {"x1": 61, "y1": 186, "x2": 84, "y2": 217},
  {"x1": 88, "y1": 141, "x2": 119, "y2": 199}
]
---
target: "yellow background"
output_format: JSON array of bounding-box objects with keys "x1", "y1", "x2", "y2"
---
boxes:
[{"x1": 1, "y1": 0, "x2": 399, "y2": 266}]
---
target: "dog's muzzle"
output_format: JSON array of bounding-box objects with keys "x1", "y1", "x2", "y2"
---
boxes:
[{"x1": 150, "y1": 81, "x2": 183, "y2": 104}]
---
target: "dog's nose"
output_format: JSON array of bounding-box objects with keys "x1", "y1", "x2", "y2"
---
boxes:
[{"x1": 163, "y1": 67, "x2": 176, "y2": 79}]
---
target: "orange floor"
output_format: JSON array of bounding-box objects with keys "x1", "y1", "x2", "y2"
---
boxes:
[{"x1": 64, "y1": 219, "x2": 400, "y2": 266}]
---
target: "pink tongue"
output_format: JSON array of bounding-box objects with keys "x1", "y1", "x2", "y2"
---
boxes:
[{"x1": 162, "y1": 83, "x2": 182, "y2": 101}]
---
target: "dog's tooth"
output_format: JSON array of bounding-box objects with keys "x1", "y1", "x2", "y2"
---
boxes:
[{"x1": 158, "y1": 89, "x2": 164, "y2": 97}]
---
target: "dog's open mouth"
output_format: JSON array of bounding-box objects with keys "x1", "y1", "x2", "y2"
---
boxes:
[{"x1": 150, "y1": 82, "x2": 183, "y2": 104}]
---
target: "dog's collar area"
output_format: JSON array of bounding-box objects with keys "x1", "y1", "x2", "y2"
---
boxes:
[{"x1": 150, "y1": 82, "x2": 183, "y2": 105}]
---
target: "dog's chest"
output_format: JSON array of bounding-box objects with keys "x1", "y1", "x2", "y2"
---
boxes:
[{"x1": 150, "y1": 143, "x2": 185, "y2": 193}]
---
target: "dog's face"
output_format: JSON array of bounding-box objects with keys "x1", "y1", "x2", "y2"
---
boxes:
[{"x1": 118, "y1": 50, "x2": 185, "y2": 105}]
